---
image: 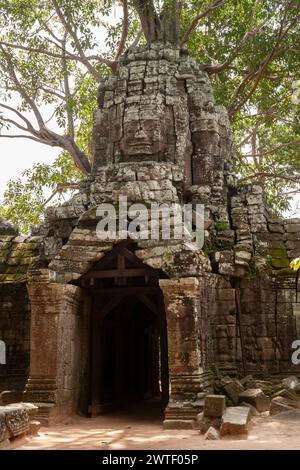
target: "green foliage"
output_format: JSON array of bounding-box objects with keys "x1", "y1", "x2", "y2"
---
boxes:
[
  {"x1": 183, "y1": 0, "x2": 300, "y2": 215},
  {"x1": 291, "y1": 258, "x2": 300, "y2": 271},
  {"x1": 0, "y1": 153, "x2": 81, "y2": 233},
  {"x1": 215, "y1": 220, "x2": 230, "y2": 232}
]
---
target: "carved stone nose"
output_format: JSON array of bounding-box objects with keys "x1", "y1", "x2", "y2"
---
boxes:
[{"x1": 134, "y1": 126, "x2": 148, "y2": 141}]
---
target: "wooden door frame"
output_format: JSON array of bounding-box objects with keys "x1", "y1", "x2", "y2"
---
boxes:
[{"x1": 82, "y1": 244, "x2": 169, "y2": 417}]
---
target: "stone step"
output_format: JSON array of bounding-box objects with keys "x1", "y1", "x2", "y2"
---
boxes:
[{"x1": 32, "y1": 403, "x2": 56, "y2": 426}]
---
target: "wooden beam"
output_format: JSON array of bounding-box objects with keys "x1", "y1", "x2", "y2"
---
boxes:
[
  {"x1": 89, "y1": 287, "x2": 161, "y2": 296},
  {"x1": 118, "y1": 246, "x2": 149, "y2": 268},
  {"x1": 98, "y1": 295, "x2": 124, "y2": 318},
  {"x1": 137, "y1": 293, "x2": 158, "y2": 315},
  {"x1": 85, "y1": 268, "x2": 157, "y2": 279}
]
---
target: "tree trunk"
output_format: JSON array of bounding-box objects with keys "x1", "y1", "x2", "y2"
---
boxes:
[
  {"x1": 132, "y1": 0, "x2": 163, "y2": 43},
  {"x1": 62, "y1": 138, "x2": 91, "y2": 175},
  {"x1": 161, "y1": 0, "x2": 180, "y2": 44}
]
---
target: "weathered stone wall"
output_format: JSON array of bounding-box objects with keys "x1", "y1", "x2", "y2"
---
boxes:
[
  {"x1": 0, "y1": 283, "x2": 30, "y2": 391},
  {"x1": 0, "y1": 219, "x2": 44, "y2": 392},
  {"x1": 211, "y1": 276, "x2": 299, "y2": 375}
]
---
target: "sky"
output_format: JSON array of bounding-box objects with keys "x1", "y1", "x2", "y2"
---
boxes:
[{"x1": 0, "y1": 137, "x2": 60, "y2": 198}]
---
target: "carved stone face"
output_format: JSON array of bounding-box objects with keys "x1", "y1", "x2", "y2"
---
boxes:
[
  {"x1": 120, "y1": 99, "x2": 168, "y2": 158},
  {"x1": 93, "y1": 46, "x2": 215, "y2": 173}
]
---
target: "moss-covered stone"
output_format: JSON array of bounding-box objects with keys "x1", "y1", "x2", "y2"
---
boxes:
[
  {"x1": 270, "y1": 258, "x2": 290, "y2": 269},
  {"x1": 269, "y1": 247, "x2": 288, "y2": 259},
  {"x1": 215, "y1": 221, "x2": 230, "y2": 232}
]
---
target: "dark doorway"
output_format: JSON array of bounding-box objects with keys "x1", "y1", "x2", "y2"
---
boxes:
[{"x1": 80, "y1": 243, "x2": 169, "y2": 417}]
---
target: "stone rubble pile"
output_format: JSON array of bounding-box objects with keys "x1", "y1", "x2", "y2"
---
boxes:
[{"x1": 198, "y1": 374, "x2": 300, "y2": 439}]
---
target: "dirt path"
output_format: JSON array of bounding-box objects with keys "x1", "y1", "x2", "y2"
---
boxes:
[{"x1": 11, "y1": 402, "x2": 300, "y2": 451}]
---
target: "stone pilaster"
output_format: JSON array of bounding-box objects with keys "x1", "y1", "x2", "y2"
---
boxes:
[
  {"x1": 159, "y1": 277, "x2": 204, "y2": 428},
  {"x1": 24, "y1": 269, "x2": 82, "y2": 422}
]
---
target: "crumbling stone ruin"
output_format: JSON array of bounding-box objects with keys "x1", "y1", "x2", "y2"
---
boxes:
[{"x1": 0, "y1": 43, "x2": 300, "y2": 430}]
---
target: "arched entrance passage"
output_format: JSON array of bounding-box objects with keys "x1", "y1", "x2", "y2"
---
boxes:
[{"x1": 80, "y1": 243, "x2": 169, "y2": 417}]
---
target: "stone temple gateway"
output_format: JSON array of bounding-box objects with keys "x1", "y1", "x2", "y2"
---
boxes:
[{"x1": 1, "y1": 43, "x2": 300, "y2": 428}]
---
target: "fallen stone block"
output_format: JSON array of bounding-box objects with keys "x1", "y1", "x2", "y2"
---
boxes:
[
  {"x1": 1, "y1": 405, "x2": 29, "y2": 438},
  {"x1": 269, "y1": 409, "x2": 300, "y2": 422},
  {"x1": 220, "y1": 406, "x2": 251, "y2": 436},
  {"x1": 240, "y1": 375, "x2": 257, "y2": 390},
  {"x1": 241, "y1": 402, "x2": 260, "y2": 416},
  {"x1": 204, "y1": 426, "x2": 220, "y2": 440},
  {"x1": 224, "y1": 380, "x2": 244, "y2": 405},
  {"x1": 199, "y1": 415, "x2": 221, "y2": 434},
  {"x1": 6, "y1": 402, "x2": 38, "y2": 420},
  {"x1": 0, "y1": 411, "x2": 8, "y2": 443},
  {"x1": 282, "y1": 376, "x2": 299, "y2": 391},
  {"x1": 204, "y1": 395, "x2": 226, "y2": 417},
  {"x1": 238, "y1": 388, "x2": 270, "y2": 412},
  {"x1": 270, "y1": 396, "x2": 300, "y2": 415}
]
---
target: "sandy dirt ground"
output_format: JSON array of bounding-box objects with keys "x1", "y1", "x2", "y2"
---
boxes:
[{"x1": 10, "y1": 401, "x2": 300, "y2": 451}]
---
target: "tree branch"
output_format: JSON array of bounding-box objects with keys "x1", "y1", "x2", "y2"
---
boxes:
[
  {"x1": 0, "y1": 103, "x2": 35, "y2": 131},
  {"x1": 244, "y1": 139, "x2": 300, "y2": 159},
  {"x1": 0, "y1": 45, "x2": 46, "y2": 129},
  {"x1": 0, "y1": 133, "x2": 51, "y2": 145},
  {"x1": 62, "y1": 33, "x2": 75, "y2": 138},
  {"x1": 229, "y1": 16, "x2": 296, "y2": 116},
  {"x1": 0, "y1": 39, "x2": 115, "y2": 70},
  {"x1": 199, "y1": 7, "x2": 273, "y2": 73},
  {"x1": 180, "y1": 0, "x2": 228, "y2": 46},
  {"x1": 51, "y1": 0, "x2": 104, "y2": 81},
  {"x1": 0, "y1": 116, "x2": 32, "y2": 133},
  {"x1": 239, "y1": 172, "x2": 300, "y2": 183},
  {"x1": 115, "y1": 0, "x2": 129, "y2": 60},
  {"x1": 129, "y1": 28, "x2": 143, "y2": 49}
]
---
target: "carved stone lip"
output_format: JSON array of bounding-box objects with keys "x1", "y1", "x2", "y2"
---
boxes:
[{"x1": 127, "y1": 144, "x2": 153, "y2": 152}]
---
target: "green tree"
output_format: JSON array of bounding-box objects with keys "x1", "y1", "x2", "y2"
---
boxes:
[
  {"x1": 0, "y1": 0, "x2": 299, "y2": 229},
  {"x1": 0, "y1": 153, "x2": 80, "y2": 233}
]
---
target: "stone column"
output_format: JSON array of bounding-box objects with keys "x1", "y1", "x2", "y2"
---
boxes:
[
  {"x1": 24, "y1": 269, "x2": 82, "y2": 423},
  {"x1": 159, "y1": 277, "x2": 204, "y2": 429}
]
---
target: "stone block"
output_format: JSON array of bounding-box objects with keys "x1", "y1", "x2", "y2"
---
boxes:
[
  {"x1": 268, "y1": 224, "x2": 284, "y2": 234},
  {"x1": 241, "y1": 402, "x2": 260, "y2": 416},
  {"x1": 282, "y1": 376, "x2": 299, "y2": 390},
  {"x1": 199, "y1": 415, "x2": 221, "y2": 434},
  {"x1": 238, "y1": 388, "x2": 270, "y2": 412},
  {"x1": 220, "y1": 406, "x2": 251, "y2": 436},
  {"x1": 270, "y1": 396, "x2": 299, "y2": 415},
  {"x1": 224, "y1": 380, "x2": 244, "y2": 404},
  {"x1": 0, "y1": 411, "x2": 8, "y2": 443},
  {"x1": 1, "y1": 405, "x2": 30, "y2": 438},
  {"x1": 203, "y1": 426, "x2": 220, "y2": 440},
  {"x1": 235, "y1": 251, "x2": 252, "y2": 263},
  {"x1": 285, "y1": 223, "x2": 300, "y2": 233},
  {"x1": 204, "y1": 395, "x2": 226, "y2": 417},
  {"x1": 163, "y1": 419, "x2": 195, "y2": 430}
]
